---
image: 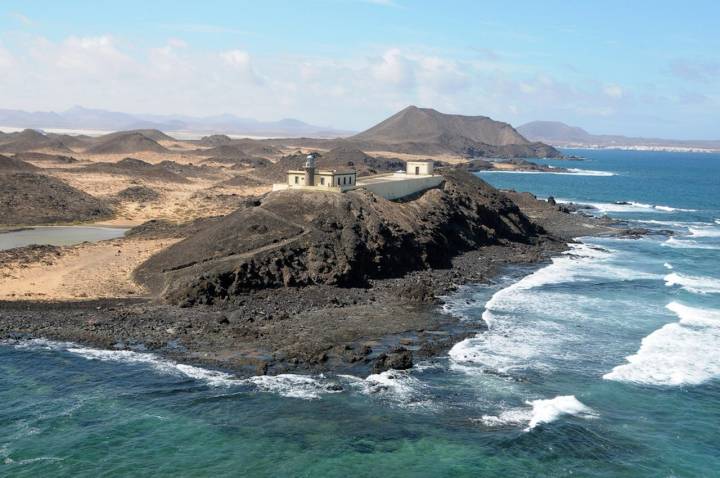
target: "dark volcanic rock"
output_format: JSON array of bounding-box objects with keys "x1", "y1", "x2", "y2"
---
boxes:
[
  {"x1": 85, "y1": 131, "x2": 169, "y2": 155},
  {"x1": 75, "y1": 157, "x2": 190, "y2": 183},
  {"x1": 372, "y1": 347, "x2": 413, "y2": 373},
  {"x1": 0, "y1": 172, "x2": 113, "y2": 225},
  {"x1": 125, "y1": 216, "x2": 228, "y2": 240},
  {"x1": 115, "y1": 185, "x2": 161, "y2": 202},
  {"x1": 0, "y1": 154, "x2": 40, "y2": 172},
  {"x1": 135, "y1": 170, "x2": 542, "y2": 305}
]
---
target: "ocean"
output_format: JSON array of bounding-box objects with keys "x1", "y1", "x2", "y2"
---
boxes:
[{"x1": 1, "y1": 149, "x2": 719, "y2": 477}]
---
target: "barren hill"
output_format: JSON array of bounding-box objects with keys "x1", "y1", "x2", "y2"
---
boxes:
[
  {"x1": 12, "y1": 152, "x2": 79, "y2": 164},
  {"x1": 354, "y1": 106, "x2": 527, "y2": 146},
  {"x1": 348, "y1": 106, "x2": 561, "y2": 158},
  {"x1": 0, "y1": 129, "x2": 74, "y2": 154},
  {"x1": 135, "y1": 170, "x2": 543, "y2": 305},
  {"x1": 0, "y1": 154, "x2": 40, "y2": 172},
  {"x1": 76, "y1": 157, "x2": 189, "y2": 183},
  {"x1": 85, "y1": 131, "x2": 169, "y2": 155},
  {"x1": 0, "y1": 172, "x2": 113, "y2": 225}
]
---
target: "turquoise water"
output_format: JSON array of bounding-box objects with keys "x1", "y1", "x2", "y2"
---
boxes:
[{"x1": 1, "y1": 150, "x2": 719, "y2": 477}]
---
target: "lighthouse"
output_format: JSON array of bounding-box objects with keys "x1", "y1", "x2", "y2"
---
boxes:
[{"x1": 304, "y1": 153, "x2": 316, "y2": 186}]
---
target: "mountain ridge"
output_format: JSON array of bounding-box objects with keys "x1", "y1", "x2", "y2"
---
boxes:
[
  {"x1": 0, "y1": 106, "x2": 352, "y2": 138},
  {"x1": 518, "y1": 120, "x2": 720, "y2": 152}
]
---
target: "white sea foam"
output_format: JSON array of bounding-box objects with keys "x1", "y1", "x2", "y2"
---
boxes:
[
  {"x1": 584, "y1": 201, "x2": 656, "y2": 213},
  {"x1": 664, "y1": 262, "x2": 673, "y2": 269},
  {"x1": 525, "y1": 395, "x2": 596, "y2": 430},
  {"x1": 715, "y1": 219, "x2": 720, "y2": 225},
  {"x1": 584, "y1": 201, "x2": 696, "y2": 214},
  {"x1": 653, "y1": 205, "x2": 696, "y2": 212},
  {"x1": 603, "y1": 302, "x2": 720, "y2": 386},
  {"x1": 3, "y1": 339, "x2": 340, "y2": 399},
  {"x1": 341, "y1": 370, "x2": 435, "y2": 409},
  {"x1": 479, "y1": 395, "x2": 595, "y2": 431},
  {"x1": 480, "y1": 169, "x2": 615, "y2": 176},
  {"x1": 688, "y1": 226, "x2": 720, "y2": 238},
  {"x1": 247, "y1": 374, "x2": 340, "y2": 400},
  {"x1": 664, "y1": 272, "x2": 720, "y2": 294},
  {"x1": 448, "y1": 243, "x2": 658, "y2": 373},
  {"x1": 662, "y1": 237, "x2": 720, "y2": 250},
  {"x1": 66, "y1": 347, "x2": 239, "y2": 387},
  {"x1": 565, "y1": 168, "x2": 616, "y2": 176}
]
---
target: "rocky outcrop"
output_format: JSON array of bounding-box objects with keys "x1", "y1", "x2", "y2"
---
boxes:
[{"x1": 135, "y1": 170, "x2": 544, "y2": 305}]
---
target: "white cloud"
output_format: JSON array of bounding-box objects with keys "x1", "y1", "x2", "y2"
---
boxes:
[
  {"x1": 603, "y1": 84, "x2": 624, "y2": 99},
  {"x1": 371, "y1": 48, "x2": 416, "y2": 87},
  {"x1": 220, "y1": 49, "x2": 262, "y2": 84},
  {"x1": 1, "y1": 34, "x2": 698, "y2": 135},
  {"x1": 53, "y1": 35, "x2": 133, "y2": 74},
  {"x1": 0, "y1": 45, "x2": 15, "y2": 69},
  {"x1": 9, "y1": 12, "x2": 33, "y2": 26}
]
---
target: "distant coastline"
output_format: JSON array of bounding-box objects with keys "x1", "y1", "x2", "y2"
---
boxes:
[{"x1": 558, "y1": 144, "x2": 720, "y2": 154}]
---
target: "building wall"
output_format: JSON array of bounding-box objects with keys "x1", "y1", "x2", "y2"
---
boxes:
[
  {"x1": 288, "y1": 173, "x2": 305, "y2": 185},
  {"x1": 284, "y1": 171, "x2": 357, "y2": 192},
  {"x1": 360, "y1": 175, "x2": 443, "y2": 200},
  {"x1": 406, "y1": 161, "x2": 433, "y2": 176}
]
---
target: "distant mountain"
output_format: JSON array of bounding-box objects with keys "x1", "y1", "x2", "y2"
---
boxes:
[
  {"x1": 349, "y1": 106, "x2": 560, "y2": 158},
  {"x1": 518, "y1": 121, "x2": 720, "y2": 153},
  {"x1": 0, "y1": 106, "x2": 352, "y2": 138}
]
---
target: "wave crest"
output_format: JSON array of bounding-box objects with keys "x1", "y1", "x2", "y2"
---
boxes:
[{"x1": 603, "y1": 302, "x2": 720, "y2": 386}]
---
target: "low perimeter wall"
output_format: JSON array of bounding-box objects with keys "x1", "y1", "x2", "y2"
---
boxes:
[{"x1": 358, "y1": 175, "x2": 443, "y2": 200}]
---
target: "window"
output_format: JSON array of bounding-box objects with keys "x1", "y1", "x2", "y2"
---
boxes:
[
  {"x1": 415, "y1": 166, "x2": 420, "y2": 175},
  {"x1": 294, "y1": 176, "x2": 299, "y2": 184},
  {"x1": 320, "y1": 177, "x2": 325, "y2": 185}
]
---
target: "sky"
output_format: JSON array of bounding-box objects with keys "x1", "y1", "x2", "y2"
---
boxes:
[{"x1": 0, "y1": 0, "x2": 718, "y2": 138}]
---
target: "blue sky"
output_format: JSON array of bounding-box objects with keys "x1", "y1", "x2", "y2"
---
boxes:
[{"x1": 0, "y1": 0, "x2": 718, "y2": 138}]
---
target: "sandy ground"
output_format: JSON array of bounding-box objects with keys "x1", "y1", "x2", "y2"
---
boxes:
[{"x1": 0, "y1": 237, "x2": 179, "y2": 301}]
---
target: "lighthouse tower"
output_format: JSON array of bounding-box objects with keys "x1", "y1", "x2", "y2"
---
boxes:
[{"x1": 304, "y1": 153, "x2": 316, "y2": 186}]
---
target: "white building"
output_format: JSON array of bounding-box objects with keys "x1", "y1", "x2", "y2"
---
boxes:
[
  {"x1": 272, "y1": 154, "x2": 442, "y2": 200},
  {"x1": 405, "y1": 160, "x2": 434, "y2": 176},
  {"x1": 286, "y1": 169, "x2": 357, "y2": 192}
]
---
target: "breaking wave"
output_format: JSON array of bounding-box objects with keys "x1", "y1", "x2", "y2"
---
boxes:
[
  {"x1": 688, "y1": 226, "x2": 720, "y2": 238},
  {"x1": 662, "y1": 237, "x2": 720, "y2": 250},
  {"x1": 583, "y1": 201, "x2": 696, "y2": 214},
  {"x1": 482, "y1": 169, "x2": 615, "y2": 176},
  {"x1": 479, "y1": 395, "x2": 596, "y2": 431},
  {"x1": 603, "y1": 302, "x2": 720, "y2": 386},
  {"x1": 2, "y1": 339, "x2": 339, "y2": 399},
  {"x1": 340, "y1": 370, "x2": 436, "y2": 410},
  {"x1": 665, "y1": 272, "x2": 720, "y2": 294},
  {"x1": 448, "y1": 243, "x2": 658, "y2": 373}
]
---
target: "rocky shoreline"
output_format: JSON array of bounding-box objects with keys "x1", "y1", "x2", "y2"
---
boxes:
[{"x1": 0, "y1": 183, "x2": 621, "y2": 378}]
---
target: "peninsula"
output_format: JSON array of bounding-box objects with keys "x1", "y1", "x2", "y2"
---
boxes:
[{"x1": 0, "y1": 106, "x2": 619, "y2": 376}]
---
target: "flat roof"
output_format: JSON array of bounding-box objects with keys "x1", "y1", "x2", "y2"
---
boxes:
[{"x1": 406, "y1": 159, "x2": 434, "y2": 163}]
